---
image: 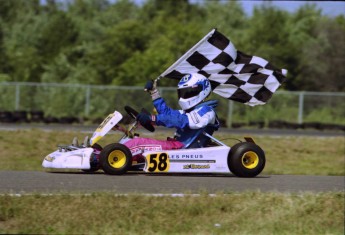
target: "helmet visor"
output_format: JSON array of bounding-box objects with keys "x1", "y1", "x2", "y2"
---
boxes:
[{"x1": 177, "y1": 85, "x2": 203, "y2": 99}]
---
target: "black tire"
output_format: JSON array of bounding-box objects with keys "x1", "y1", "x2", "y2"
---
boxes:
[
  {"x1": 228, "y1": 142, "x2": 265, "y2": 177},
  {"x1": 82, "y1": 143, "x2": 103, "y2": 173},
  {"x1": 100, "y1": 143, "x2": 132, "y2": 175}
]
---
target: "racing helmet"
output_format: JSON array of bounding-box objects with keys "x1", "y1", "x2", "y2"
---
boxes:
[{"x1": 177, "y1": 73, "x2": 211, "y2": 110}]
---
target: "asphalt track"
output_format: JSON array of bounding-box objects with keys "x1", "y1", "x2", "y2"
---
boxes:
[{"x1": 0, "y1": 171, "x2": 343, "y2": 194}]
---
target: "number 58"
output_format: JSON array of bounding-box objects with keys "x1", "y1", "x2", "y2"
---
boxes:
[{"x1": 146, "y1": 153, "x2": 170, "y2": 172}]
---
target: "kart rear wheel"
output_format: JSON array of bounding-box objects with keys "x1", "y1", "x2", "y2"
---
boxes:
[
  {"x1": 100, "y1": 143, "x2": 132, "y2": 175},
  {"x1": 228, "y1": 142, "x2": 265, "y2": 177}
]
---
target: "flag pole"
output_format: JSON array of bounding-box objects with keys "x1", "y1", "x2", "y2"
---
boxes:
[{"x1": 156, "y1": 28, "x2": 216, "y2": 82}]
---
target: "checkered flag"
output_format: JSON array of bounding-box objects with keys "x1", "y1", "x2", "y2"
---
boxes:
[{"x1": 159, "y1": 29, "x2": 287, "y2": 106}]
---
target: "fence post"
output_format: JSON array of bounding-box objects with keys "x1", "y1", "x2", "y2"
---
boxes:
[
  {"x1": 15, "y1": 84, "x2": 20, "y2": 111},
  {"x1": 227, "y1": 100, "x2": 233, "y2": 128},
  {"x1": 85, "y1": 86, "x2": 91, "y2": 116},
  {"x1": 298, "y1": 92, "x2": 304, "y2": 124}
]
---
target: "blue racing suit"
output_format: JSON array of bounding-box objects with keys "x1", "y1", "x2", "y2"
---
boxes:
[{"x1": 153, "y1": 97, "x2": 219, "y2": 148}]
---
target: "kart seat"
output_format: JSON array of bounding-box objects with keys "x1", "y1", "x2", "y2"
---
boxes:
[{"x1": 182, "y1": 119, "x2": 220, "y2": 149}]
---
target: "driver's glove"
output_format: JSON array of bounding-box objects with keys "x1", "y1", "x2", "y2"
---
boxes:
[
  {"x1": 137, "y1": 112, "x2": 156, "y2": 127},
  {"x1": 144, "y1": 80, "x2": 160, "y2": 101}
]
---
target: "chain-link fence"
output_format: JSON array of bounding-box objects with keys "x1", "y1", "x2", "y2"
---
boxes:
[{"x1": 0, "y1": 82, "x2": 344, "y2": 128}]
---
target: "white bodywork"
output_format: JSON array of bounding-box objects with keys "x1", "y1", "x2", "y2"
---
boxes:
[
  {"x1": 42, "y1": 148, "x2": 94, "y2": 169},
  {"x1": 42, "y1": 110, "x2": 122, "y2": 170}
]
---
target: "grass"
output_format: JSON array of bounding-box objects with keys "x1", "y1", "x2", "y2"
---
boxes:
[
  {"x1": 0, "y1": 192, "x2": 344, "y2": 235},
  {"x1": 0, "y1": 129, "x2": 344, "y2": 175},
  {"x1": 0, "y1": 129, "x2": 344, "y2": 234}
]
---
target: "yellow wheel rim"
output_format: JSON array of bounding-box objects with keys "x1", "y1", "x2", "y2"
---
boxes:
[
  {"x1": 241, "y1": 151, "x2": 259, "y2": 169},
  {"x1": 108, "y1": 150, "x2": 126, "y2": 168}
]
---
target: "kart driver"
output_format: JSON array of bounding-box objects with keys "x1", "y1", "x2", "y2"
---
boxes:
[{"x1": 122, "y1": 73, "x2": 219, "y2": 162}]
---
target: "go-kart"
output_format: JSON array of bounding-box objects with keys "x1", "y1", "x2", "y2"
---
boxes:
[{"x1": 42, "y1": 106, "x2": 266, "y2": 177}]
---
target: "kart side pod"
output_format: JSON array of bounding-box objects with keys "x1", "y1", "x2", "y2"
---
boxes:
[
  {"x1": 143, "y1": 146, "x2": 231, "y2": 174},
  {"x1": 142, "y1": 139, "x2": 265, "y2": 177}
]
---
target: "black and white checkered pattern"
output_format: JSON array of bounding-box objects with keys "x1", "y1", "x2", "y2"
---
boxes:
[{"x1": 160, "y1": 29, "x2": 287, "y2": 106}]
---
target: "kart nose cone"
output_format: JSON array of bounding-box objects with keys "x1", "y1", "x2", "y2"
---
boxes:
[{"x1": 42, "y1": 155, "x2": 55, "y2": 168}]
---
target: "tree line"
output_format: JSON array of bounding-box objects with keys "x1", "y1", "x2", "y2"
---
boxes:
[{"x1": 0, "y1": 0, "x2": 344, "y2": 91}]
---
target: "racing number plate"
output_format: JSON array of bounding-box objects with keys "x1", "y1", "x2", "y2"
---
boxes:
[
  {"x1": 145, "y1": 153, "x2": 170, "y2": 172},
  {"x1": 90, "y1": 111, "x2": 122, "y2": 146}
]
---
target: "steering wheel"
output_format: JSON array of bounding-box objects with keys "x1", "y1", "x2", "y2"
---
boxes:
[
  {"x1": 124, "y1": 105, "x2": 138, "y2": 119},
  {"x1": 124, "y1": 106, "x2": 155, "y2": 132}
]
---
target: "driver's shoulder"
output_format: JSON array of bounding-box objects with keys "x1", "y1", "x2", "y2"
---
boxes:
[
  {"x1": 195, "y1": 100, "x2": 218, "y2": 109},
  {"x1": 188, "y1": 105, "x2": 215, "y2": 119},
  {"x1": 193, "y1": 100, "x2": 218, "y2": 112}
]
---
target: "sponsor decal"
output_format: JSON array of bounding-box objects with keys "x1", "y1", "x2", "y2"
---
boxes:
[
  {"x1": 130, "y1": 145, "x2": 162, "y2": 156},
  {"x1": 44, "y1": 155, "x2": 55, "y2": 162},
  {"x1": 96, "y1": 113, "x2": 114, "y2": 131},
  {"x1": 169, "y1": 154, "x2": 203, "y2": 159},
  {"x1": 191, "y1": 111, "x2": 200, "y2": 124},
  {"x1": 183, "y1": 164, "x2": 210, "y2": 169}
]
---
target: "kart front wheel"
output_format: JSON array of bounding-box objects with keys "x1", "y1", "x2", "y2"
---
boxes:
[
  {"x1": 228, "y1": 142, "x2": 265, "y2": 177},
  {"x1": 100, "y1": 143, "x2": 132, "y2": 175}
]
